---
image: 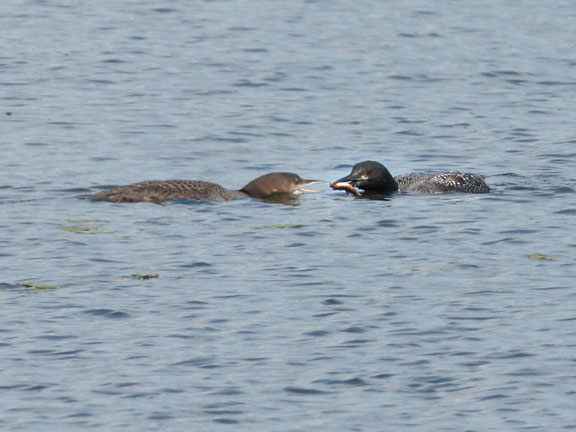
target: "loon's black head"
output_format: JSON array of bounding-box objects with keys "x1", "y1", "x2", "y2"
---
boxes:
[
  {"x1": 240, "y1": 172, "x2": 324, "y2": 199},
  {"x1": 331, "y1": 161, "x2": 398, "y2": 193}
]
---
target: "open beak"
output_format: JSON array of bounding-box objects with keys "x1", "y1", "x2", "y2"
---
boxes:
[{"x1": 293, "y1": 179, "x2": 325, "y2": 195}]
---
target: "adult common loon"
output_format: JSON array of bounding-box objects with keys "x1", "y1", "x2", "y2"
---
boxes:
[
  {"x1": 87, "y1": 172, "x2": 324, "y2": 203},
  {"x1": 331, "y1": 161, "x2": 490, "y2": 195}
]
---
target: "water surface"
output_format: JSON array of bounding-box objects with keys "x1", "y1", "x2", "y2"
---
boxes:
[{"x1": 2, "y1": 1, "x2": 576, "y2": 430}]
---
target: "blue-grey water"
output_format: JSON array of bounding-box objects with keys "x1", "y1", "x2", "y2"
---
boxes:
[{"x1": 2, "y1": 0, "x2": 576, "y2": 430}]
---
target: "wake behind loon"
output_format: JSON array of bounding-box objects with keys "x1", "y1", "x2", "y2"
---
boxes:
[
  {"x1": 331, "y1": 161, "x2": 490, "y2": 195},
  {"x1": 87, "y1": 172, "x2": 324, "y2": 204}
]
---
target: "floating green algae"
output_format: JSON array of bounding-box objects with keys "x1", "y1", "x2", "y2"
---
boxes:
[
  {"x1": 261, "y1": 224, "x2": 305, "y2": 229},
  {"x1": 58, "y1": 219, "x2": 112, "y2": 235},
  {"x1": 66, "y1": 219, "x2": 109, "y2": 224},
  {"x1": 529, "y1": 254, "x2": 555, "y2": 261},
  {"x1": 410, "y1": 265, "x2": 454, "y2": 273},
  {"x1": 17, "y1": 282, "x2": 58, "y2": 294},
  {"x1": 131, "y1": 274, "x2": 159, "y2": 280},
  {"x1": 59, "y1": 226, "x2": 94, "y2": 233}
]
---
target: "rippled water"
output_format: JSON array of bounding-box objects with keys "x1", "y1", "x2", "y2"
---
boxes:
[{"x1": 2, "y1": 0, "x2": 576, "y2": 430}]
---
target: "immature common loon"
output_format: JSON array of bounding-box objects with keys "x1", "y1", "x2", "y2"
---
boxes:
[
  {"x1": 331, "y1": 161, "x2": 490, "y2": 195},
  {"x1": 87, "y1": 172, "x2": 324, "y2": 204}
]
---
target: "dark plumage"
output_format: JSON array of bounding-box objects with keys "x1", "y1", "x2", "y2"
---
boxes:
[
  {"x1": 394, "y1": 172, "x2": 490, "y2": 194},
  {"x1": 87, "y1": 172, "x2": 323, "y2": 204},
  {"x1": 331, "y1": 161, "x2": 490, "y2": 195}
]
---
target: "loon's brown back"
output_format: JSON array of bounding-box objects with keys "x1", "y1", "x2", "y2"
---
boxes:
[{"x1": 87, "y1": 180, "x2": 243, "y2": 203}]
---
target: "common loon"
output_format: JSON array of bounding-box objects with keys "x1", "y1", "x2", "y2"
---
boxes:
[
  {"x1": 331, "y1": 161, "x2": 490, "y2": 195},
  {"x1": 87, "y1": 172, "x2": 324, "y2": 203}
]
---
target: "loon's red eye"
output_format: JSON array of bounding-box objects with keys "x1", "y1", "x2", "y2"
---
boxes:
[{"x1": 366, "y1": 170, "x2": 372, "y2": 175}]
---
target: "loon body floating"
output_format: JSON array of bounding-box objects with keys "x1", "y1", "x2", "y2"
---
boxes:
[
  {"x1": 331, "y1": 161, "x2": 490, "y2": 195},
  {"x1": 87, "y1": 172, "x2": 324, "y2": 204}
]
